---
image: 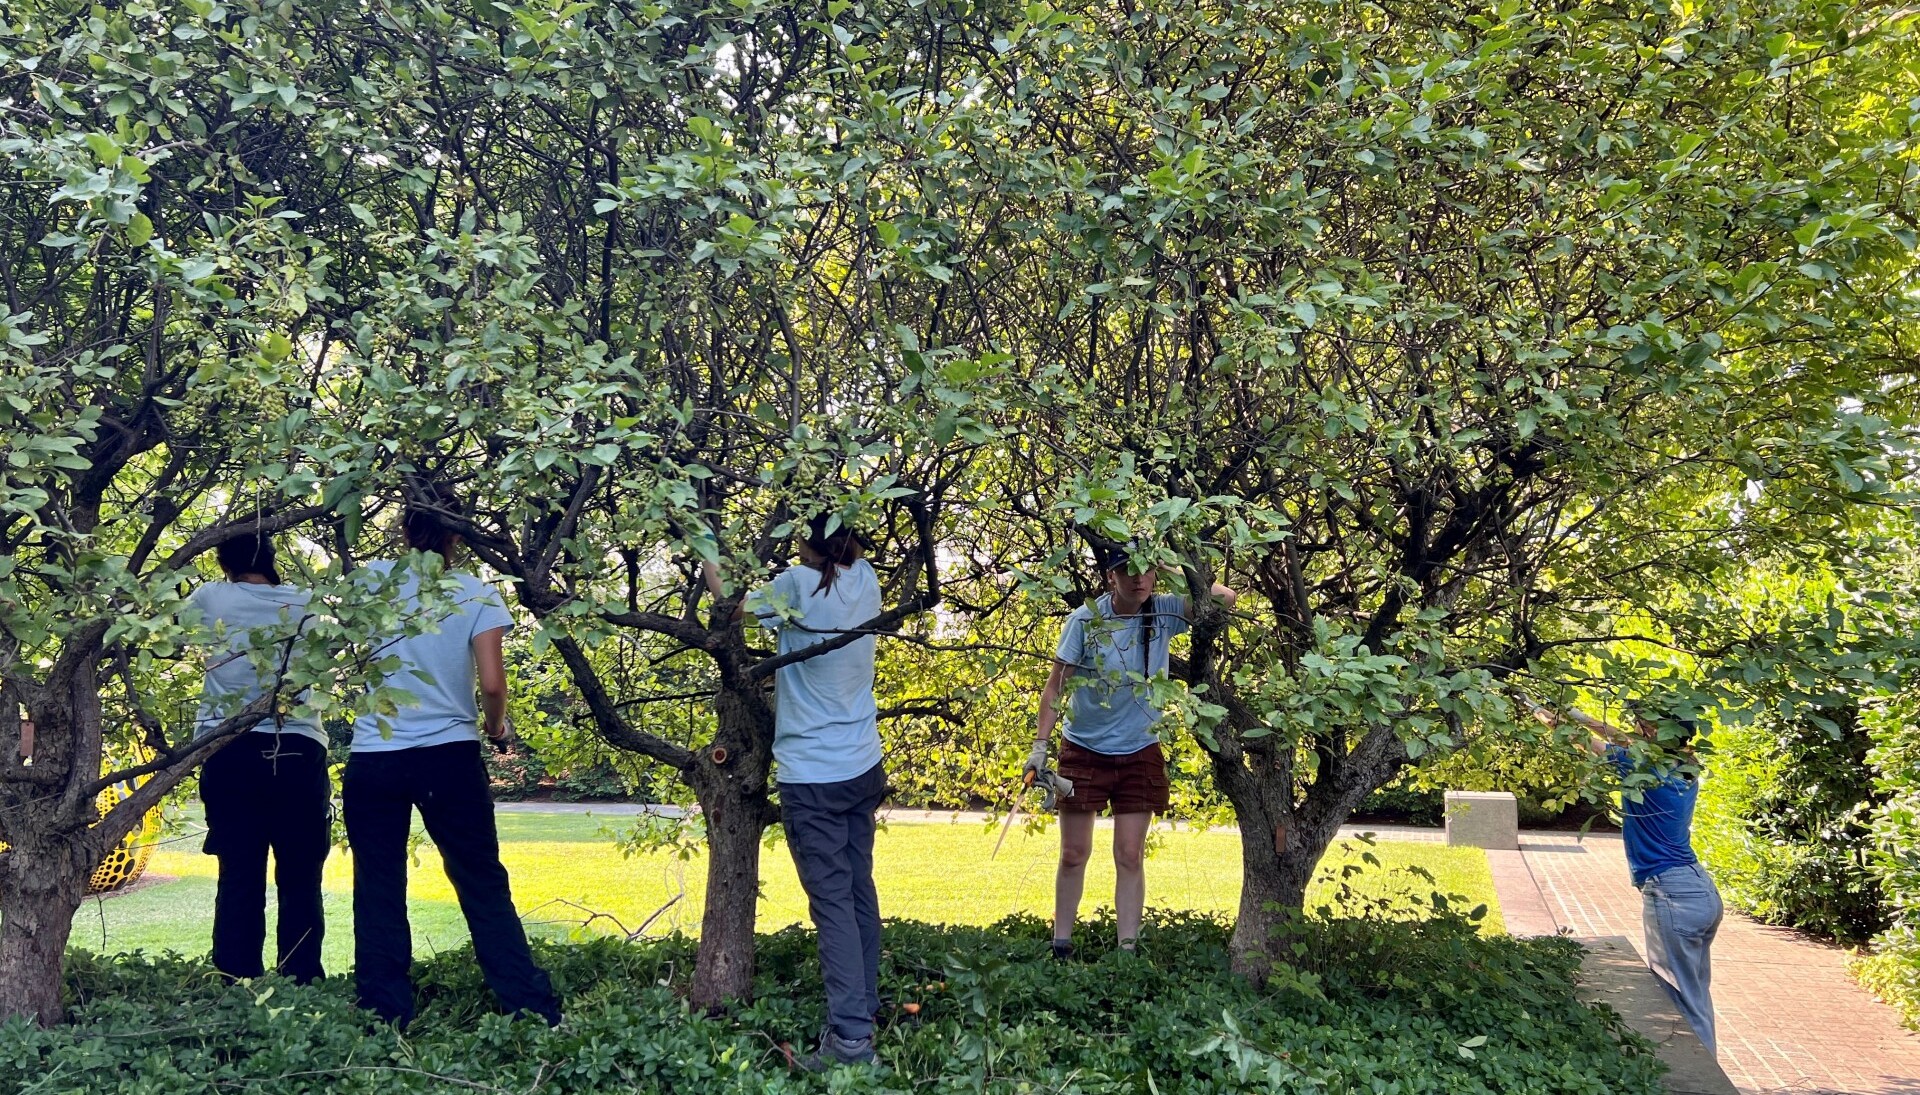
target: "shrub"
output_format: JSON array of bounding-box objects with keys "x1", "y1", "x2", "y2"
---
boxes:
[
  {"x1": 1697, "y1": 703, "x2": 1888, "y2": 943},
  {"x1": 487, "y1": 749, "x2": 549, "y2": 802},
  {"x1": 8, "y1": 914, "x2": 1662, "y2": 1093},
  {"x1": 1358, "y1": 736, "x2": 1598, "y2": 827},
  {"x1": 1856, "y1": 700, "x2": 1920, "y2": 1026},
  {"x1": 1356, "y1": 775, "x2": 1445, "y2": 825},
  {"x1": 1408, "y1": 737, "x2": 1598, "y2": 826}
]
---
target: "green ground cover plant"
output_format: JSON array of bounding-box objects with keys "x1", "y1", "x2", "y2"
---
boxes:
[
  {"x1": 71, "y1": 816, "x2": 1504, "y2": 973},
  {"x1": 8, "y1": 910, "x2": 1658, "y2": 1095}
]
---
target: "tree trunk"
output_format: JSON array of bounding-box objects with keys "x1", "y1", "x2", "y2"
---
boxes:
[
  {"x1": 687, "y1": 686, "x2": 777, "y2": 1012},
  {"x1": 689, "y1": 775, "x2": 768, "y2": 1010},
  {"x1": 1216, "y1": 744, "x2": 1379, "y2": 982},
  {"x1": 0, "y1": 844, "x2": 90, "y2": 1026},
  {"x1": 1224, "y1": 791, "x2": 1319, "y2": 982}
]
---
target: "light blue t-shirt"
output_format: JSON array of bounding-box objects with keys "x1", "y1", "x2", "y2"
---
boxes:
[
  {"x1": 351, "y1": 560, "x2": 514, "y2": 753},
  {"x1": 1054, "y1": 593, "x2": 1191, "y2": 756},
  {"x1": 188, "y1": 581, "x2": 326, "y2": 744},
  {"x1": 751, "y1": 558, "x2": 883, "y2": 786}
]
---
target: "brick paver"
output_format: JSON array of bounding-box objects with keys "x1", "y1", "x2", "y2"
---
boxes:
[{"x1": 1514, "y1": 832, "x2": 1920, "y2": 1095}]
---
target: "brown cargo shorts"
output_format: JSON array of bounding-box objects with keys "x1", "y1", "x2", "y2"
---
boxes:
[{"x1": 1056, "y1": 740, "x2": 1170, "y2": 816}]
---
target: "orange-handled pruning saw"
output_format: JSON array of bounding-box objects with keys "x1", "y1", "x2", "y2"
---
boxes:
[{"x1": 991, "y1": 766, "x2": 1072, "y2": 860}]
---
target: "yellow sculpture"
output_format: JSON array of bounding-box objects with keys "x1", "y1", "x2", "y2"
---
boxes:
[
  {"x1": 88, "y1": 769, "x2": 163, "y2": 894},
  {"x1": 0, "y1": 747, "x2": 163, "y2": 895}
]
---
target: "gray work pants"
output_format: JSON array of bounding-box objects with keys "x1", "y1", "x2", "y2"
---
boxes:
[{"x1": 780, "y1": 764, "x2": 888, "y2": 1041}]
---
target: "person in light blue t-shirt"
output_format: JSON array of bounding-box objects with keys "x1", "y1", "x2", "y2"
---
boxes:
[
  {"x1": 1562, "y1": 702, "x2": 1723, "y2": 1054},
  {"x1": 1028, "y1": 544, "x2": 1236, "y2": 960},
  {"x1": 340, "y1": 490, "x2": 558, "y2": 1029},
  {"x1": 190, "y1": 532, "x2": 328, "y2": 985},
  {"x1": 705, "y1": 513, "x2": 886, "y2": 1071}
]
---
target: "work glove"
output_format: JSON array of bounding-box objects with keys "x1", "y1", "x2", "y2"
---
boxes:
[
  {"x1": 1022, "y1": 740, "x2": 1049, "y2": 783},
  {"x1": 1039, "y1": 770, "x2": 1075, "y2": 811}
]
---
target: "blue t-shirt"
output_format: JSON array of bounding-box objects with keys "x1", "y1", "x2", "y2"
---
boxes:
[
  {"x1": 351, "y1": 560, "x2": 514, "y2": 753},
  {"x1": 188, "y1": 581, "x2": 326, "y2": 744},
  {"x1": 1053, "y1": 593, "x2": 1191, "y2": 756},
  {"x1": 1608, "y1": 745, "x2": 1700, "y2": 886},
  {"x1": 751, "y1": 558, "x2": 883, "y2": 785}
]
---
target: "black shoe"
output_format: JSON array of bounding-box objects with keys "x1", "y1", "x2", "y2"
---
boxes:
[
  {"x1": 794, "y1": 1028, "x2": 876, "y2": 1071},
  {"x1": 1050, "y1": 939, "x2": 1074, "y2": 960}
]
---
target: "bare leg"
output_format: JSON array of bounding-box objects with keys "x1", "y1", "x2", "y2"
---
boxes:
[
  {"x1": 1113, "y1": 811, "x2": 1151, "y2": 946},
  {"x1": 1053, "y1": 811, "x2": 1095, "y2": 943}
]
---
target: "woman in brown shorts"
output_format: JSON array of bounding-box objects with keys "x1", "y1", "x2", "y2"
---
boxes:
[{"x1": 1025, "y1": 548, "x2": 1235, "y2": 957}]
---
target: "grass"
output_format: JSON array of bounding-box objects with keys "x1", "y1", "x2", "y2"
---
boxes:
[{"x1": 72, "y1": 810, "x2": 1503, "y2": 973}]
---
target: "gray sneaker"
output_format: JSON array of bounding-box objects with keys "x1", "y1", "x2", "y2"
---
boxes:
[{"x1": 795, "y1": 1027, "x2": 876, "y2": 1071}]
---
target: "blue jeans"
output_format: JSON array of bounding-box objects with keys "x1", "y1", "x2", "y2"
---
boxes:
[{"x1": 1640, "y1": 862, "x2": 1724, "y2": 1053}]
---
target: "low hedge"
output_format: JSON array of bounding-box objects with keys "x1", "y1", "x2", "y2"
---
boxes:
[
  {"x1": 1359, "y1": 736, "x2": 1600, "y2": 827},
  {"x1": 4, "y1": 912, "x2": 1663, "y2": 1094}
]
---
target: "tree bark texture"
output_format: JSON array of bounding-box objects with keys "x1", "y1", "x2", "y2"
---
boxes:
[
  {"x1": 0, "y1": 843, "x2": 91, "y2": 1026},
  {"x1": 686, "y1": 685, "x2": 778, "y2": 1011}
]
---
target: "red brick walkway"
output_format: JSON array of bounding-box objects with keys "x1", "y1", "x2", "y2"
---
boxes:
[{"x1": 1506, "y1": 832, "x2": 1920, "y2": 1094}]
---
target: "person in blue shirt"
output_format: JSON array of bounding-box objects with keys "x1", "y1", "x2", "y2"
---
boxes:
[
  {"x1": 705, "y1": 513, "x2": 886, "y2": 1071},
  {"x1": 1028, "y1": 545, "x2": 1236, "y2": 959},
  {"x1": 342, "y1": 492, "x2": 559, "y2": 1028},
  {"x1": 1568, "y1": 703, "x2": 1723, "y2": 1054}
]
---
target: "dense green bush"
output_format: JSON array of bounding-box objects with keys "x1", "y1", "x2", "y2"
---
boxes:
[
  {"x1": 6, "y1": 913, "x2": 1661, "y2": 1093},
  {"x1": 1697, "y1": 703, "x2": 1888, "y2": 944},
  {"x1": 1357, "y1": 736, "x2": 1600, "y2": 827},
  {"x1": 1856, "y1": 700, "x2": 1920, "y2": 1027}
]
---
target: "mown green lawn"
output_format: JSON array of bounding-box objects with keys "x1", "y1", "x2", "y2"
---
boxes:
[{"x1": 71, "y1": 812, "x2": 1502, "y2": 973}]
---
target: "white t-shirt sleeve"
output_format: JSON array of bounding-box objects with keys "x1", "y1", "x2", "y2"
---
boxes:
[
  {"x1": 1161, "y1": 593, "x2": 1192, "y2": 639},
  {"x1": 747, "y1": 569, "x2": 797, "y2": 631},
  {"x1": 468, "y1": 580, "x2": 513, "y2": 637},
  {"x1": 1055, "y1": 609, "x2": 1087, "y2": 669}
]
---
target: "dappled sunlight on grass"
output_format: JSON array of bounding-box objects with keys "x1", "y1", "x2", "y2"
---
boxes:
[{"x1": 80, "y1": 813, "x2": 1499, "y2": 972}]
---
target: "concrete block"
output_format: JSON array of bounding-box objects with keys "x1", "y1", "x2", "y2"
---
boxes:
[{"x1": 1444, "y1": 790, "x2": 1519, "y2": 850}]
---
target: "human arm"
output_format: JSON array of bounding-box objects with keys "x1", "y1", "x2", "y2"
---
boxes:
[
  {"x1": 702, "y1": 562, "x2": 747, "y2": 622},
  {"x1": 1029, "y1": 658, "x2": 1073, "y2": 776},
  {"x1": 1527, "y1": 699, "x2": 1630, "y2": 757},
  {"x1": 1207, "y1": 580, "x2": 1238, "y2": 611},
  {"x1": 473, "y1": 626, "x2": 510, "y2": 743}
]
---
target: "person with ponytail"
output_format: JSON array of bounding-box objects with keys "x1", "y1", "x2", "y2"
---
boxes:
[
  {"x1": 704, "y1": 512, "x2": 884, "y2": 1070},
  {"x1": 1028, "y1": 543, "x2": 1236, "y2": 959},
  {"x1": 189, "y1": 530, "x2": 329, "y2": 984},
  {"x1": 341, "y1": 488, "x2": 560, "y2": 1028}
]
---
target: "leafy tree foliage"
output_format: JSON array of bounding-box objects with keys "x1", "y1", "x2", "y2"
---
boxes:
[
  {"x1": 5, "y1": 0, "x2": 1919, "y2": 1023},
  {"x1": 0, "y1": 0, "x2": 446, "y2": 1022},
  {"x1": 956, "y1": 0, "x2": 1920, "y2": 974}
]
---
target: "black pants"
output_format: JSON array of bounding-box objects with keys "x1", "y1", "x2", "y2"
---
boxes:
[
  {"x1": 781, "y1": 763, "x2": 888, "y2": 1041},
  {"x1": 200, "y1": 732, "x2": 331, "y2": 984},
  {"x1": 342, "y1": 741, "x2": 559, "y2": 1026}
]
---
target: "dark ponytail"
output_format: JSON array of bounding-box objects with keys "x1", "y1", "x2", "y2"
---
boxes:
[
  {"x1": 804, "y1": 513, "x2": 862, "y2": 595},
  {"x1": 216, "y1": 532, "x2": 283, "y2": 585},
  {"x1": 402, "y1": 479, "x2": 462, "y2": 559}
]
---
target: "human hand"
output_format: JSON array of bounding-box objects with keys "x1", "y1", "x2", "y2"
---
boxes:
[
  {"x1": 1022, "y1": 740, "x2": 1049, "y2": 782},
  {"x1": 486, "y1": 717, "x2": 519, "y2": 754}
]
